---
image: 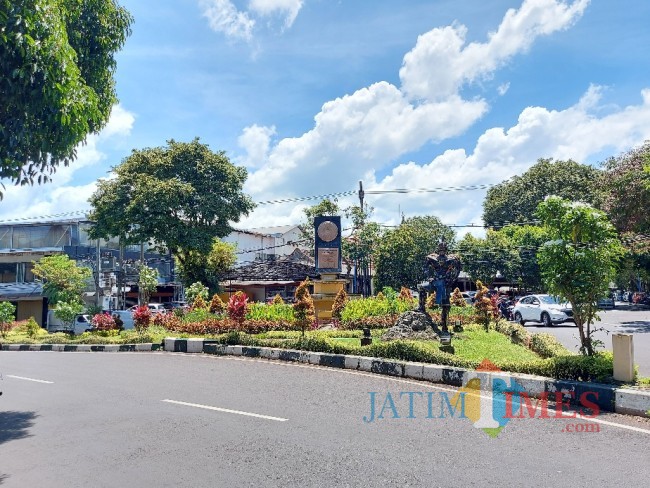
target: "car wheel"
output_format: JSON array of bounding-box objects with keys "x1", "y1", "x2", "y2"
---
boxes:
[
  {"x1": 541, "y1": 312, "x2": 552, "y2": 327},
  {"x1": 514, "y1": 312, "x2": 525, "y2": 326}
]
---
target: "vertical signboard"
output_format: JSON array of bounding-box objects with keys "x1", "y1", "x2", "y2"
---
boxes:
[{"x1": 314, "y1": 216, "x2": 342, "y2": 273}]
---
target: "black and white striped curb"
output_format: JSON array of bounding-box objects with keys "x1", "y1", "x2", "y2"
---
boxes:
[
  {"x1": 1, "y1": 343, "x2": 162, "y2": 352},
  {"x1": 4, "y1": 337, "x2": 649, "y2": 418},
  {"x1": 198, "y1": 342, "x2": 650, "y2": 419}
]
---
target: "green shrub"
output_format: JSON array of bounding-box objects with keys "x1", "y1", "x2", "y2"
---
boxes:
[
  {"x1": 247, "y1": 302, "x2": 295, "y2": 322},
  {"x1": 12, "y1": 317, "x2": 46, "y2": 338},
  {"x1": 182, "y1": 307, "x2": 214, "y2": 323},
  {"x1": 530, "y1": 333, "x2": 570, "y2": 359},
  {"x1": 341, "y1": 295, "x2": 415, "y2": 325}
]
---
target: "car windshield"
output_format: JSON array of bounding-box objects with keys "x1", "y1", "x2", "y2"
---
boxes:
[{"x1": 539, "y1": 295, "x2": 561, "y2": 304}]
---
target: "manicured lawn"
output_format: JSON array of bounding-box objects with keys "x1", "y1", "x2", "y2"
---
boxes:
[{"x1": 329, "y1": 325, "x2": 541, "y2": 364}]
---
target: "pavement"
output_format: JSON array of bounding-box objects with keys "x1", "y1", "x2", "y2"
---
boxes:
[
  {"x1": 2, "y1": 352, "x2": 650, "y2": 487},
  {"x1": 523, "y1": 304, "x2": 650, "y2": 376}
]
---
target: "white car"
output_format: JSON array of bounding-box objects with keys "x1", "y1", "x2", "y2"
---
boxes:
[
  {"x1": 512, "y1": 294, "x2": 573, "y2": 327},
  {"x1": 46, "y1": 311, "x2": 93, "y2": 335}
]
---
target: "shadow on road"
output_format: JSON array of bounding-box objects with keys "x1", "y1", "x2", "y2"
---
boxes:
[
  {"x1": 0, "y1": 473, "x2": 9, "y2": 485},
  {"x1": 0, "y1": 411, "x2": 37, "y2": 446},
  {"x1": 618, "y1": 321, "x2": 650, "y2": 334}
]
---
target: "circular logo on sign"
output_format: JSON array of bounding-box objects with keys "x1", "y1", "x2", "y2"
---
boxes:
[{"x1": 317, "y1": 220, "x2": 338, "y2": 242}]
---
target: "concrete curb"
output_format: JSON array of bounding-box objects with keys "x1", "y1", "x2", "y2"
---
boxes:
[
  {"x1": 201, "y1": 341, "x2": 650, "y2": 418},
  {"x1": 4, "y1": 338, "x2": 649, "y2": 417},
  {"x1": 1, "y1": 343, "x2": 162, "y2": 352}
]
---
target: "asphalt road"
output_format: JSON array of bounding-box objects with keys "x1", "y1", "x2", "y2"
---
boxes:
[
  {"x1": 522, "y1": 305, "x2": 650, "y2": 376},
  {"x1": 1, "y1": 352, "x2": 650, "y2": 487}
]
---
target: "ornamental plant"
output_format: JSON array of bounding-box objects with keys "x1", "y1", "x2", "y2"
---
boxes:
[
  {"x1": 192, "y1": 294, "x2": 208, "y2": 310},
  {"x1": 272, "y1": 294, "x2": 285, "y2": 305},
  {"x1": 209, "y1": 294, "x2": 226, "y2": 314},
  {"x1": 91, "y1": 313, "x2": 117, "y2": 331},
  {"x1": 473, "y1": 281, "x2": 494, "y2": 332},
  {"x1": 0, "y1": 301, "x2": 16, "y2": 338},
  {"x1": 185, "y1": 281, "x2": 209, "y2": 306},
  {"x1": 132, "y1": 305, "x2": 152, "y2": 332},
  {"x1": 426, "y1": 290, "x2": 437, "y2": 309},
  {"x1": 227, "y1": 291, "x2": 249, "y2": 325},
  {"x1": 293, "y1": 279, "x2": 315, "y2": 337},
  {"x1": 450, "y1": 288, "x2": 467, "y2": 307},
  {"x1": 398, "y1": 287, "x2": 412, "y2": 301},
  {"x1": 331, "y1": 288, "x2": 348, "y2": 320}
]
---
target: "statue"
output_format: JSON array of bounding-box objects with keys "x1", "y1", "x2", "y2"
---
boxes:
[{"x1": 418, "y1": 241, "x2": 462, "y2": 333}]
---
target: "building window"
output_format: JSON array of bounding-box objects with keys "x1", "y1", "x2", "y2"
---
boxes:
[{"x1": 0, "y1": 263, "x2": 16, "y2": 283}]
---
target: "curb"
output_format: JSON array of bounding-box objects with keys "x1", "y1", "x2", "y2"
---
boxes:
[
  {"x1": 201, "y1": 341, "x2": 650, "y2": 418},
  {"x1": 4, "y1": 338, "x2": 649, "y2": 418},
  {"x1": 1, "y1": 343, "x2": 162, "y2": 352}
]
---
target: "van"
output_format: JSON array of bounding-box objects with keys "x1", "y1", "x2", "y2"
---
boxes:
[
  {"x1": 46, "y1": 311, "x2": 92, "y2": 335},
  {"x1": 109, "y1": 310, "x2": 135, "y2": 330}
]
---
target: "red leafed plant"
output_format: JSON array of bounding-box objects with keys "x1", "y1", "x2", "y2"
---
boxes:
[
  {"x1": 91, "y1": 313, "x2": 117, "y2": 331},
  {"x1": 227, "y1": 291, "x2": 249, "y2": 325},
  {"x1": 132, "y1": 305, "x2": 152, "y2": 332}
]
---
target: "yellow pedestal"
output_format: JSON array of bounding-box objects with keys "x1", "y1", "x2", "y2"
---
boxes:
[{"x1": 312, "y1": 273, "x2": 348, "y2": 322}]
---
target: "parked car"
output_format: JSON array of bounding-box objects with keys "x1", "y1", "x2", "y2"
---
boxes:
[
  {"x1": 162, "y1": 301, "x2": 189, "y2": 311},
  {"x1": 128, "y1": 303, "x2": 166, "y2": 314},
  {"x1": 597, "y1": 297, "x2": 615, "y2": 309},
  {"x1": 46, "y1": 311, "x2": 92, "y2": 335},
  {"x1": 512, "y1": 294, "x2": 573, "y2": 327}
]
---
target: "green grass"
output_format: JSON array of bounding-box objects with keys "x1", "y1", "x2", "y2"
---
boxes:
[{"x1": 329, "y1": 324, "x2": 541, "y2": 364}]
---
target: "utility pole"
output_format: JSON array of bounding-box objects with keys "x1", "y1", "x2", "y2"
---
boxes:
[
  {"x1": 117, "y1": 237, "x2": 124, "y2": 310},
  {"x1": 95, "y1": 238, "x2": 101, "y2": 308},
  {"x1": 358, "y1": 180, "x2": 364, "y2": 209}
]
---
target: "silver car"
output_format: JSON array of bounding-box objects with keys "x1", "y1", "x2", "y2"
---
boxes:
[{"x1": 512, "y1": 294, "x2": 573, "y2": 327}]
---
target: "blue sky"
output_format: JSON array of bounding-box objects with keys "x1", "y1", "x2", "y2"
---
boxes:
[{"x1": 2, "y1": 0, "x2": 650, "y2": 235}]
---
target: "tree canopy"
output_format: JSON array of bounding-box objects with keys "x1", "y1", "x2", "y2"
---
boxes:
[
  {"x1": 0, "y1": 0, "x2": 132, "y2": 192},
  {"x1": 482, "y1": 158, "x2": 602, "y2": 228},
  {"x1": 88, "y1": 139, "x2": 255, "y2": 263},
  {"x1": 536, "y1": 196, "x2": 623, "y2": 355},
  {"x1": 374, "y1": 215, "x2": 454, "y2": 290},
  {"x1": 457, "y1": 230, "x2": 520, "y2": 285},
  {"x1": 32, "y1": 254, "x2": 92, "y2": 305},
  {"x1": 175, "y1": 239, "x2": 237, "y2": 293}
]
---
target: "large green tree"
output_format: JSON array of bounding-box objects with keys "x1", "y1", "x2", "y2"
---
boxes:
[
  {"x1": 498, "y1": 224, "x2": 549, "y2": 291},
  {"x1": 600, "y1": 143, "x2": 650, "y2": 290},
  {"x1": 457, "y1": 230, "x2": 520, "y2": 286},
  {"x1": 88, "y1": 139, "x2": 255, "y2": 267},
  {"x1": 374, "y1": 216, "x2": 454, "y2": 290},
  {"x1": 175, "y1": 239, "x2": 237, "y2": 293},
  {"x1": 0, "y1": 0, "x2": 132, "y2": 191},
  {"x1": 483, "y1": 158, "x2": 603, "y2": 228},
  {"x1": 536, "y1": 196, "x2": 624, "y2": 356}
]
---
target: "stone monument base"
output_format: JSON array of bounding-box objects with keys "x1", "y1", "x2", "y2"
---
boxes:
[{"x1": 381, "y1": 310, "x2": 439, "y2": 341}]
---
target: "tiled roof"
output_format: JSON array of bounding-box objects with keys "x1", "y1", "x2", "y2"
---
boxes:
[{"x1": 225, "y1": 258, "x2": 318, "y2": 282}]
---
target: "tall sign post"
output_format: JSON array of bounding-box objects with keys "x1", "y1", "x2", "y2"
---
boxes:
[{"x1": 312, "y1": 216, "x2": 346, "y2": 322}]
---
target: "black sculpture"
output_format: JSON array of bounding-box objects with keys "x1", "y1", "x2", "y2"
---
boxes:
[{"x1": 417, "y1": 241, "x2": 462, "y2": 334}]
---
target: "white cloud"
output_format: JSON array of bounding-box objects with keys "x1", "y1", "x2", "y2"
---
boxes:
[
  {"x1": 199, "y1": 0, "x2": 256, "y2": 41},
  {"x1": 237, "y1": 124, "x2": 276, "y2": 168},
  {"x1": 248, "y1": 0, "x2": 304, "y2": 28},
  {"x1": 362, "y1": 86, "x2": 650, "y2": 229},
  {"x1": 0, "y1": 105, "x2": 136, "y2": 223},
  {"x1": 199, "y1": 0, "x2": 303, "y2": 41},
  {"x1": 497, "y1": 82, "x2": 510, "y2": 96},
  {"x1": 243, "y1": 1, "x2": 590, "y2": 206},
  {"x1": 399, "y1": 0, "x2": 589, "y2": 102}
]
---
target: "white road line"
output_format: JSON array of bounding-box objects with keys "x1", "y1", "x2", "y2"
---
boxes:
[
  {"x1": 190, "y1": 355, "x2": 650, "y2": 435},
  {"x1": 7, "y1": 374, "x2": 54, "y2": 384},
  {"x1": 162, "y1": 399, "x2": 288, "y2": 422}
]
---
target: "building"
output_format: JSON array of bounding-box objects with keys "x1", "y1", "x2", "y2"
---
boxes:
[{"x1": 0, "y1": 218, "x2": 176, "y2": 325}]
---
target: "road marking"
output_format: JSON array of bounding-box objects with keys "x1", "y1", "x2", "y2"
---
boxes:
[
  {"x1": 7, "y1": 374, "x2": 54, "y2": 384},
  {"x1": 187, "y1": 355, "x2": 650, "y2": 435},
  {"x1": 162, "y1": 399, "x2": 288, "y2": 422}
]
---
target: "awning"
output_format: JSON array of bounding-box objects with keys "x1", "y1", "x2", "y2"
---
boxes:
[
  {"x1": 223, "y1": 280, "x2": 297, "y2": 287},
  {"x1": 0, "y1": 282, "x2": 43, "y2": 300}
]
